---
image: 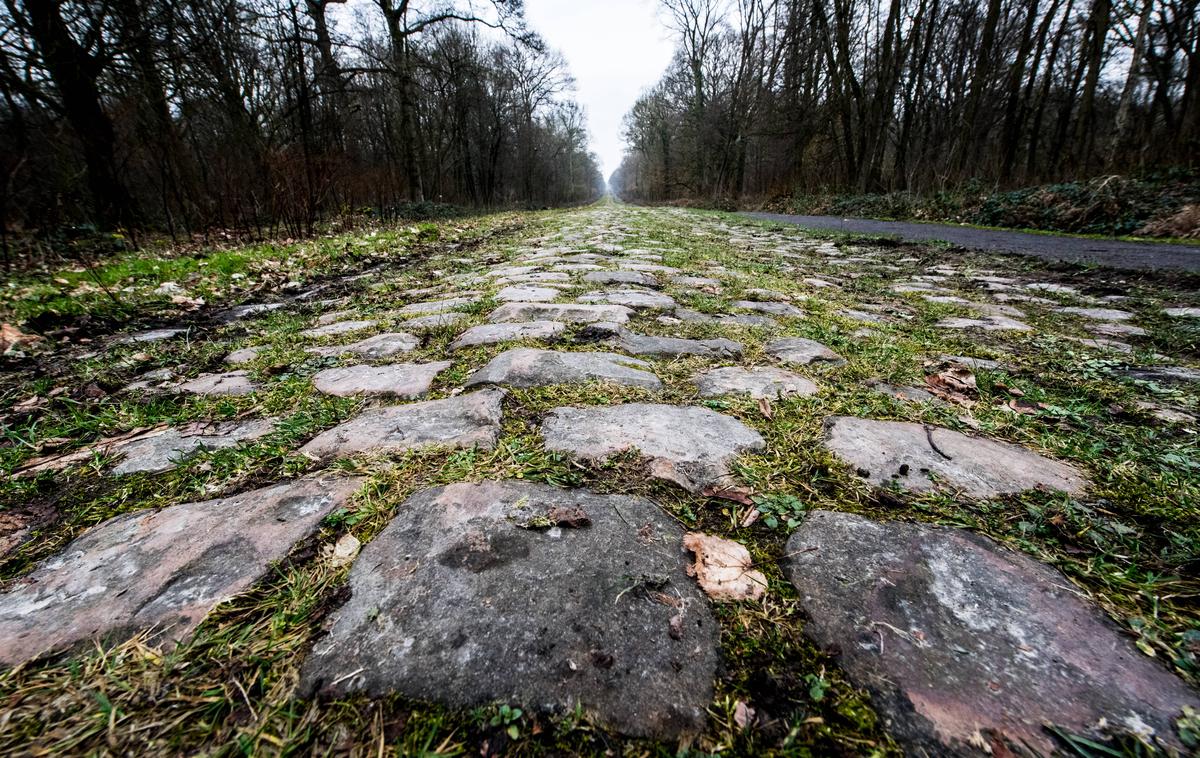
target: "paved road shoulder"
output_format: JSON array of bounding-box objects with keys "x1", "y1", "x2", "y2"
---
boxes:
[{"x1": 744, "y1": 212, "x2": 1200, "y2": 273}]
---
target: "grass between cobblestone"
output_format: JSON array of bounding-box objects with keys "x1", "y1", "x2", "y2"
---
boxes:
[{"x1": 0, "y1": 201, "x2": 1197, "y2": 755}]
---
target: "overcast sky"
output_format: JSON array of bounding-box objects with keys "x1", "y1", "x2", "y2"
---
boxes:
[{"x1": 523, "y1": 0, "x2": 676, "y2": 180}]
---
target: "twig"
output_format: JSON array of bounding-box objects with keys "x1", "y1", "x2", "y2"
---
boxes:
[{"x1": 923, "y1": 424, "x2": 953, "y2": 460}]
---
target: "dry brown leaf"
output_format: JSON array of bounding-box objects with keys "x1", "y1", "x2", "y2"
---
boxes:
[
  {"x1": 993, "y1": 381, "x2": 1024, "y2": 397},
  {"x1": 170, "y1": 294, "x2": 206, "y2": 310},
  {"x1": 12, "y1": 396, "x2": 48, "y2": 413},
  {"x1": 733, "y1": 700, "x2": 757, "y2": 730},
  {"x1": 757, "y1": 397, "x2": 773, "y2": 419},
  {"x1": 739, "y1": 507, "x2": 761, "y2": 528},
  {"x1": 1007, "y1": 398, "x2": 1044, "y2": 415},
  {"x1": 924, "y1": 366, "x2": 977, "y2": 406},
  {"x1": 701, "y1": 484, "x2": 755, "y2": 505},
  {"x1": 682, "y1": 532, "x2": 767, "y2": 602},
  {"x1": 0, "y1": 323, "x2": 42, "y2": 354}
]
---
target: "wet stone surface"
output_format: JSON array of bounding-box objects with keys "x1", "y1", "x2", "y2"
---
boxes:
[
  {"x1": 449, "y1": 321, "x2": 566, "y2": 349},
  {"x1": 784, "y1": 511, "x2": 1200, "y2": 755},
  {"x1": 465, "y1": 348, "x2": 661, "y2": 389},
  {"x1": 117, "y1": 328, "x2": 190, "y2": 344},
  {"x1": 312, "y1": 361, "x2": 451, "y2": 398},
  {"x1": 732, "y1": 300, "x2": 804, "y2": 317},
  {"x1": 8, "y1": 203, "x2": 1200, "y2": 755},
  {"x1": 301, "y1": 320, "x2": 379, "y2": 338},
  {"x1": 0, "y1": 477, "x2": 361, "y2": 667},
  {"x1": 300, "y1": 389, "x2": 504, "y2": 461},
  {"x1": 1058, "y1": 306, "x2": 1135, "y2": 321},
  {"x1": 578, "y1": 289, "x2": 677, "y2": 310},
  {"x1": 489, "y1": 302, "x2": 634, "y2": 324},
  {"x1": 582, "y1": 270, "x2": 658, "y2": 286},
  {"x1": 224, "y1": 346, "x2": 262, "y2": 365},
  {"x1": 495, "y1": 285, "x2": 561, "y2": 302},
  {"x1": 765, "y1": 337, "x2": 845, "y2": 366},
  {"x1": 299, "y1": 480, "x2": 718, "y2": 740},
  {"x1": 396, "y1": 297, "x2": 477, "y2": 316},
  {"x1": 541, "y1": 403, "x2": 765, "y2": 492},
  {"x1": 614, "y1": 331, "x2": 744, "y2": 359},
  {"x1": 176, "y1": 370, "x2": 259, "y2": 396},
  {"x1": 935, "y1": 315, "x2": 1033, "y2": 331},
  {"x1": 217, "y1": 302, "x2": 284, "y2": 323},
  {"x1": 306, "y1": 332, "x2": 419, "y2": 358},
  {"x1": 824, "y1": 416, "x2": 1087, "y2": 497},
  {"x1": 397, "y1": 312, "x2": 469, "y2": 330},
  {"x1": 693, "y1": 366, "x2": 818, "y2": 399},
  {"x1": 110, "y1": 419, "x2": 277, "y2": 475}
]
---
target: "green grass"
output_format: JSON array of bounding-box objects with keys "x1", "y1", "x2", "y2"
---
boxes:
[{"x1": 0, "y1": 200, "x2": 1197, "y2": 755}]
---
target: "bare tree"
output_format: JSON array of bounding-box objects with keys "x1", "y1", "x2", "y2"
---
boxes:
[{"x1": 614, "y1": 0, "x2": 1196, "y2": 203}]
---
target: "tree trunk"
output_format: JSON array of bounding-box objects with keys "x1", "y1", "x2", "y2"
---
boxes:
[
  {"x1": 18, "y1": 0, "x2": 137, "y2": 229},
  {"x1": 1073, "y1": 0, "x2": 1113, "y2": 170},
  {"x1": 999, "y1": 0, "x2": 1041, "y2": 180},
  {"x1": 955, "y1": 0, "x2": 1004, "y2": 173}
]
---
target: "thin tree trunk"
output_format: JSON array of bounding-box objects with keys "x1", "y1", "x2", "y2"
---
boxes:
[{"x1": 17, "y1": 0, "x2": 137, "y2": 229}]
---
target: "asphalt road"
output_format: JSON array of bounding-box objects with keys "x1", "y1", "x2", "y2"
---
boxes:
[{"x1": 743, "y1": 212, "x2": 1200, "y2": 273}]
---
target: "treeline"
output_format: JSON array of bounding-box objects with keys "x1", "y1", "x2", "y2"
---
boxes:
[
  {"x1": 0, "y1": 0, "x2": 604, "y2": 239},
  {"x1": 612, "y1": 0, "x2": 1200, "y2": 202}
]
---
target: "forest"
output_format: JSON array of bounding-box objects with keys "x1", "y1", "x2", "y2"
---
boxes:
[
  {"x1": 612, "y1": 0, "x2": 1200, "y2": 204},
  {"x1": 0, "y1": 0, "x2": 605, "y2": 243}
]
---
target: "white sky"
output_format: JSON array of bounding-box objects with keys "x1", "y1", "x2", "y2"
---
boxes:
[{"x1": 523, "y1": 0, "x2": 676, "y2": 179}]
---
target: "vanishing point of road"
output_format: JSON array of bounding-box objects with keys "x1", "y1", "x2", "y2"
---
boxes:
[{"x1": 744, "y1": 212, "x2": 1200, "y2": 273}]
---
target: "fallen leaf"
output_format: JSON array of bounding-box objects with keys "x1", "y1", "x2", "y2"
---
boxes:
[
  {"x1": 924, "y1": 366, "x2": 977, "y2": 406},
  {"x1": 702, "y1": 484, "x2": 754, "y2": 505},
  {"x1": 170, "y1": 294, "x2": 206, "y2": 310},
  {"x1": 326, "y1": 533, "x2": 361, "y2": 568},
  {"x1": 12, "y1": 396, "x2": 47, "y2": 413},
  {"x1": 733, "y1": 700, "x2": 757, "y2": 730},
  {"x1": 80, "y1": 383, "x2": 108, "y2": 399},
  {"x1": 957, "y1": 414, "x2": 982, "y2": 430},
  {"x1": 0, "y1": 324, "x2": 43, "y2": 354},
  {"x1": 757, "y1": 397, "x2": 773, "y2": 419},
  {"x1": 1007, "y1": 398, "x2": 1043, "y2": 415},
  {"x1": 682, "y1": 532, "x2": 767, "y2": 602},
  {"x1": 994, "y1": 381, "x2": 1024, "y2": 397}
]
